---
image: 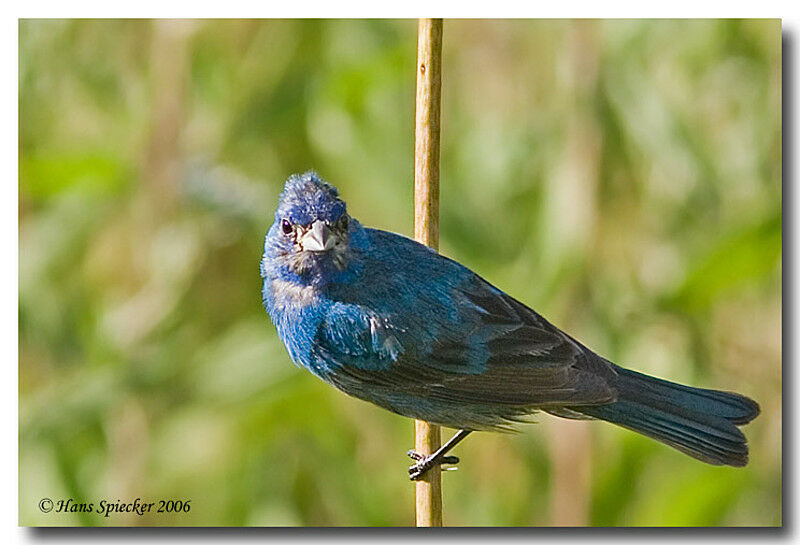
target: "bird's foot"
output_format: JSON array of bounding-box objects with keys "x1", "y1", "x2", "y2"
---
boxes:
[{"x1": 406, "y1": 449, "x2": 460, "y2": 481}]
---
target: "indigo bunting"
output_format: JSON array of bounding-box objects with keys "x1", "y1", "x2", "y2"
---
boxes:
[{"x1": 261, "y1": 172, "x2": 760, "y2": 479}]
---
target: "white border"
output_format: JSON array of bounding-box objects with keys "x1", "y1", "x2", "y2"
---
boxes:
[{"x1": 6, "y1": 6, "x2": 795, "y2": 543}]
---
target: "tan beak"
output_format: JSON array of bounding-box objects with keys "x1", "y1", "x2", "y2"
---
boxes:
[{"x1": 300, "y1": 220, "x2": 336, "y2": 252}]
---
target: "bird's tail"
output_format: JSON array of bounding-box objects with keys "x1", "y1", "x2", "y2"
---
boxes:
[{"x1": 573, "y1": 366, "x2": 760, "y2": 467}]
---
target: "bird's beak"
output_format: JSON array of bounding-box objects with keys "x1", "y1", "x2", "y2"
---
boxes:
[{"x1": 300, "y1": 220, "x2": 336, "y2": 252}]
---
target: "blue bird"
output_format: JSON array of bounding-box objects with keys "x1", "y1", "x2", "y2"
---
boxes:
[{"x1": 261, "y1": 171, "x2": 760, "y2": 479}]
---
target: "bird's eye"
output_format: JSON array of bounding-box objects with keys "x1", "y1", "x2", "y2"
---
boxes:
[
  {"x1": 281, "y1": 219, "x2": 293, "y2": 235},
  {"x1": 339, "y1": 215, "x2": 349, "y2": 229}
]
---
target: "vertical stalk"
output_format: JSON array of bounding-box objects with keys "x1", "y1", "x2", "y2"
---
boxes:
[
  {"x1": 413, "y1": 18, "x2": 443, "y2": 528},
  {"x1": 143, "y1": 19, "x2": 195, "y2": 218},
  {"x1": 546, "y1": 20, "x2": 600, "y2": 526}
]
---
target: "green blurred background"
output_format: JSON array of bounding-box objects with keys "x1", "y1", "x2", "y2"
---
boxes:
[{"x1": 19, "y1": 19, "x2": 781, "y2": 526}]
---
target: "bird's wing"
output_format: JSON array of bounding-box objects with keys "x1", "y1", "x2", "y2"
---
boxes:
[{"x1": 315, "y1": 273, "x2": 616, "y2": 409}]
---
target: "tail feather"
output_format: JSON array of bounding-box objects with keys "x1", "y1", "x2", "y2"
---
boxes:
[
  {"x1": 615, "y1": 367, "x2": 760, "y2": 425},
  {"x1": 572, "y1": 366, "x2": 759, "y2": 467}
]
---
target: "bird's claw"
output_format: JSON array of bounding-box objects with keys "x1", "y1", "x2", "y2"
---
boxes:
[{"x1": 406, "y1": 450, "x2": 459, "y2": 480}]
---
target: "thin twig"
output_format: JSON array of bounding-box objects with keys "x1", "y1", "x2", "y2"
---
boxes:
[{"x1": 413, "y1": 17, "x2": 444, "y2": 528}]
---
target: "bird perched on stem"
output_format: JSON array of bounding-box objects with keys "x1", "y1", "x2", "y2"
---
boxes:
[{"x1": 260, "y1": 172, "x2": 760, "y2": 480}]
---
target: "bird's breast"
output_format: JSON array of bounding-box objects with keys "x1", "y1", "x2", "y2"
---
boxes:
[
  {"x1": 263, "y1": 276, "x2": 330, "y2": 375},
  {"x1": 269, "y1": 277, "x2": 319, "y2": 309}
]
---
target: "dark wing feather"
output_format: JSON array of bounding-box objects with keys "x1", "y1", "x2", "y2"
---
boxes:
[{"x1": 317, "y1": 273, "x2": 617, "y2": 412}]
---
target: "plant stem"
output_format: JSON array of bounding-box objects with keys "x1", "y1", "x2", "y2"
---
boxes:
[{"x1": 413, "y1": 17, "x2": 444, "y2": 528}]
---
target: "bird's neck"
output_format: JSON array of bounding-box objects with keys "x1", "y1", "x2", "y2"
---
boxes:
[
  {"x1": 268, "y1": 275, "x2": 321, "y2": 310},
  {"x1": 261, "y1": 225, "x2": 369, "y2": 315}
]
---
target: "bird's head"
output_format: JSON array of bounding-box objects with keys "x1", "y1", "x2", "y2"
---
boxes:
[{"x1": 262, "y1": 171, "x2": 357, "y2": 285}]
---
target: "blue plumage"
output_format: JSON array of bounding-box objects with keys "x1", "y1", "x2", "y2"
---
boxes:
[{"x1": 261, "y1": 171, "x2": 759, "y2": 467}]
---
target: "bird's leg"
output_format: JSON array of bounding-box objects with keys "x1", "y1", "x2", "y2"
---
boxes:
[{"x1": 407, "y1": 429, "x2": 472, "y2": 481}]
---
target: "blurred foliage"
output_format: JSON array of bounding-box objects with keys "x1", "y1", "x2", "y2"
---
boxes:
[{"x1": 19, "y1": 19, "x2": 781, "y2": 526}]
